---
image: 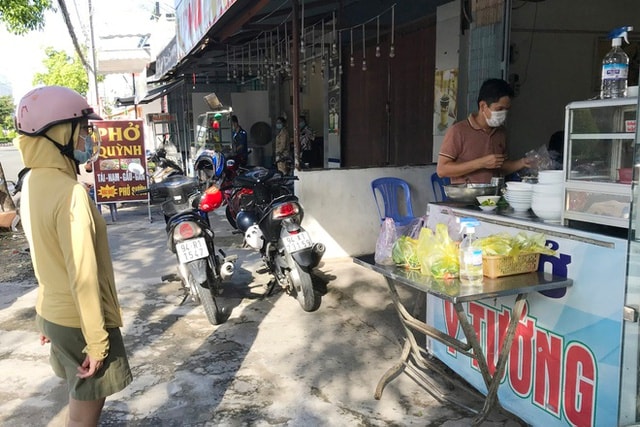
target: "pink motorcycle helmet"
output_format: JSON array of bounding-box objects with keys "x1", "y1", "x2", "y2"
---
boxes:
[{"x1": 15, "y1": 85, "x2": 102, "y2": 136}]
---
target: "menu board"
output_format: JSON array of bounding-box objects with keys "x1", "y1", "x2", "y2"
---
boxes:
[{"x1": 91, "y1": 120, "x2": 148, "y2": 204}]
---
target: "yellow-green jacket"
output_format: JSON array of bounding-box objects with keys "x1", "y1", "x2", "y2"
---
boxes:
[{"x1": 15, "y1": 123, "x2": 123, "y2": 360}]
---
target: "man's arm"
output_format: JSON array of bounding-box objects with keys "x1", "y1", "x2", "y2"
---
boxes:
[
  {"x1": 436, "y1": 153, "x2": 506, "y2": 179},
  {"x1": 501, "y1": 157, "x2": 531, "y2": 176}
]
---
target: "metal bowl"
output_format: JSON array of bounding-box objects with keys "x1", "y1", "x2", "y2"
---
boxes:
[{"x1": 443, "y1": 183, "x2": 498, "y2": 203}]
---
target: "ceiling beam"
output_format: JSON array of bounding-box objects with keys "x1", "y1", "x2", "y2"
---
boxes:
[{"x1": 216, "y1": 0, "x2": 272, "y2": 42}]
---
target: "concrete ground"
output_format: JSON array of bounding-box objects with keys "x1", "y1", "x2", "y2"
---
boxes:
[{"x1": 0, "y1": 202, "x2": 526, "y2": 427}]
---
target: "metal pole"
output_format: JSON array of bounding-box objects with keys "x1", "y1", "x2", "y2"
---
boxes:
[
  {"x1": 88, "y1": 0, "x2": 101, "y2": 113},
  {"x1": 291, "y1": 0, "x2": 301, "y2": 171}
]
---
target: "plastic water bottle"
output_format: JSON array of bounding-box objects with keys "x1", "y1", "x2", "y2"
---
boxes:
[
  {"x1": 601, "y1": 26, "x2": 633, "y2": 99},
  {"x1": 459, "y1": 218, "x2": 483, "y2": 285}
]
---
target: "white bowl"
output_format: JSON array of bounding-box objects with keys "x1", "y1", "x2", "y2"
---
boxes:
[
  {"x1": 476, "y1": 195, "x2": 501, "y2": 206},
  {"x1": 505, "y1": 194, "x2": 532, "y2": 202},
  {"x1": 479, "y1": 205, "x2": 498, "y2": 212},
  {"x1": 506, "y1": 182, "x2": 534, "y2": 191},
  {"x1": 508, "y1": 201, "x2": 532, "y2": 211},
  {"x1": 537, "y1": 171, "x2": 564, "y2": 184},
  {"x1": 532, "y1": 183, "x2": 564, "y2": 194},
  {"x1": 531, "y1": 195, "x2": 563, "y2": 206},
  {"x1": 532, "y1": 207, "x2": 562, "y2": 220}
]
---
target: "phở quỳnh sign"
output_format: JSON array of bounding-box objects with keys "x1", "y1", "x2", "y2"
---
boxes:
[{"x1": 92, "y1": 120, "x2": 148, "y2": 204}]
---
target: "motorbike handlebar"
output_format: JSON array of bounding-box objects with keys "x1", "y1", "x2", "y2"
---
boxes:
[{"x1": 134, "y1": 188, "x2": 151, "y2": 195}]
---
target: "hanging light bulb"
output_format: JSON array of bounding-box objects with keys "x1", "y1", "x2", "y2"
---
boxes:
[
  {"x1": 339, "y1": 31, "x2": 343, "y2": 75},
  {"x1": 321, "y1": 20, "x2": 326, "y2": 75},
  {"x1": 300, "y1": 0, "x2": 305, "y2": 54},
  {"x1": 311, "y1": 24, "x2": 316, "y2": 75},
  {"x1": 389, "y1": 5, "x2": 395, "y2": 58},
  {"x1": 349, "y1": 28, "x2": 354, "y2": 67},
  {"x1": 375, "y1": 16, "x2": 381, "y2": 57},
  {"x1": 226, "y1": 45, "x2": 231, "y2": 80},
  {"x1": 362, "y1": 24, "x2": 367, "y2": 71},
  {"x1": 331, "y1": 11, "x2": 337, "y2": 57}
]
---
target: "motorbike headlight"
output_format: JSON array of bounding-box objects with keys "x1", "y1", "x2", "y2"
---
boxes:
[
  {"x1": 173, "y1": 221, "x2": 203, "y2": 242},
  {"x1": 272, "y1": 202, "x2": 300, "y2": 220}
]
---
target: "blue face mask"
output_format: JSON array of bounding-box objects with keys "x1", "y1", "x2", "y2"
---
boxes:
[
  {"x1": 276, "y1": 123, "x2": 283, "y2": 130},
  {"x1": 299, "y1": 121, "x2": 306, "y2": 129},
  {"x1": 74, "y1": 134, "x2": 94, "y2": 163}
]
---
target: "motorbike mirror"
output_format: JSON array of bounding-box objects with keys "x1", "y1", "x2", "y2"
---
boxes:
[{"x1": 127, "y1": 163, "x2": 146, "y2": 176}]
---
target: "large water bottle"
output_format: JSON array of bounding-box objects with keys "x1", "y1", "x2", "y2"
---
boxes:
[
  {"x1": 459, "y1": 218, "x2": 483, "y2": 285},
  {"x1": 601, "y1": 26, "x2": 633, "y2": 99}
]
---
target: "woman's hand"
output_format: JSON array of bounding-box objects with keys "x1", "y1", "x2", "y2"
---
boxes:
[
  {"x1": 76, "y1": 354, "x2": 104, "y2": 379},
  {"x1": 39, "y1": 335, "x2": 50, "y2": 345}
]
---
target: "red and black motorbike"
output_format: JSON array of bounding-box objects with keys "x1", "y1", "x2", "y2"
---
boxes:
[
  {"x1": 193, "y1": 148, "x2": 245, "y2": 226},
  {"x1": 222, "y1": 166, "x2": 325, "y2": 312}
]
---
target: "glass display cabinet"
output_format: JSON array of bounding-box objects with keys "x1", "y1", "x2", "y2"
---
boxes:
[
  {"x1": 562, "y1": 98, "x2": 637, "y2": 230},
  {"x1": 621, "y1": 94, "x2": 640, "y2": 426}
]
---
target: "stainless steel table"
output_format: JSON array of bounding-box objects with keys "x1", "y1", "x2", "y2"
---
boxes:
[{"x1": 354, "y1": 254, "x2": 573, "y2": 425}]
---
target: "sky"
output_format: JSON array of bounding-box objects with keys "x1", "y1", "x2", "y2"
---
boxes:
[{"x1": 0, "y1": 0, "x2": 169, "y2": 100}]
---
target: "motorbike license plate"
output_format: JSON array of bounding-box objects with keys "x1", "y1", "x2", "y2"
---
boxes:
[
  {"x1": 283, "y1": 231, "x2": 313, "y2": 253},
  {"x1": 176, "y1": 238, "x2": 209, "y2": 263}
]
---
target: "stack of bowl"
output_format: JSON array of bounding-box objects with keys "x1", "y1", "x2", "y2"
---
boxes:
[
  {"x1": 531, "y1": 171, "x2": 564, "y2": 221},
  {"x1": 504, "y1": 182, "x2": 533, "y2": 211}
]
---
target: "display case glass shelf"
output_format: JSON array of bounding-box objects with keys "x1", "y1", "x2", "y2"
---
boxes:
[{"x1": 563, "y1": 98, "x2": 637, "y2": 229}]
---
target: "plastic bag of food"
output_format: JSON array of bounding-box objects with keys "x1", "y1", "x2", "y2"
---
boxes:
[
  {"x1": 477, "y1": 231, "x2": 556, "y2": 256},
  {"x1": 401, "y1": 216, "x2": 426, "y2": 240},
  {"x1": 417, "y1": 223, "x2": 459, "y2": 279},
  {"x1": 374, "y1": 217, "x2": 397, "y2": 265},
  {"x1": 392, "y1": 235, "x2": 420, "y2": 269}
]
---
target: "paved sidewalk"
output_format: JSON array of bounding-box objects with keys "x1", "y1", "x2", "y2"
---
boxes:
[{"x1": 0, "y1": 203, "x2": 524, "y2": 426}]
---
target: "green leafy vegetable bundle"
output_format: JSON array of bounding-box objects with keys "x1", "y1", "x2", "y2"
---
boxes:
[
  {"x1": 392, "y1": 235, "x2": 421, "y2": 269},
  {"x1": 417, "y1": 223, "x2": 459, "y2": 279},
  {"x1": 477, "y1": 231, "x2": 556, "y2": 256}
]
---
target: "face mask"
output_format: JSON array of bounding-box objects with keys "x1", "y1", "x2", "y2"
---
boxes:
[
  {"x1": 299, "y1": 121, "x2": 306, "y2": 129},
  {"x1": 74, "y1": 132, "x2": 94, "y2": 163},
  {"x1": 74, "y1": 149, "x2": 91, "y2": 163},
  {"x1": 485, "y1": 109, "x2": 507, "y2": 127},
  {"x1": 276, "y1": 123, "x2": 283, "y2": 130}
]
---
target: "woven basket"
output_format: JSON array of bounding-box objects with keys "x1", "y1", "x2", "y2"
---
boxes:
[{"x1": 483, "y1": 253, "x2": 540, "y2": 279}]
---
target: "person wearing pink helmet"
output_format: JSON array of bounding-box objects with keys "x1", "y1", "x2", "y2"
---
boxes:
[{"x1": 14, "y1": 86, "x2": 132, "y2": 426}]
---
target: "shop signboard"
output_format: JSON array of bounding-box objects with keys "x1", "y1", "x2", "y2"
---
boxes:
[
  {"x1": 426, "y1": 212, "x2": 626, "y2": 426},
  {"x1": 92, "y1": 120, "x2": 148, "y2": 205},
  {"x1": 175, "y1": 0, "x2": 238, "y2": 60}
]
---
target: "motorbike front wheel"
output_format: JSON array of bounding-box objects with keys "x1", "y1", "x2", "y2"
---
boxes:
[
  {"x1": 190, "y1": 273, "x2": 224, "y2": 325},
  {"x1": 225, "y1": 205, "x2": 237, "y2": 229},
  {"x1": 285, "y1": 253, "x2": 320, "y2": 312}
]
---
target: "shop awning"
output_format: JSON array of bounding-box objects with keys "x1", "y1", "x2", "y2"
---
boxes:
[
  {"x1": 115, "y1": 96, "x2": 135, "y2": 107},
  {"x1": 138, "y1": 80, "x2": 182, "y2": 104},
  {"x1": 97, "y1": 48, "x2": 151, "y2": 74}
]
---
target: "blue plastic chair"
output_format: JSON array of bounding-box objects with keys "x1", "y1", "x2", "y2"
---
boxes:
[
  {"x1": 431, "y1": 172, "x2": 450, "y2": 202},
  {"x1": 371, "y1": 177, "x2": 416, "y2": 226}
]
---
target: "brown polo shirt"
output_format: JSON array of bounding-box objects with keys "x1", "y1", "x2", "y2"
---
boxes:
[{"x1": 439, "y1": 113, "x2": 508, "y2": 184}]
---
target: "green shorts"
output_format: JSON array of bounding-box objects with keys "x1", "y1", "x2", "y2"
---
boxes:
[{"x1": 36, "y1": 315, "x2": 133, "y2": 401}]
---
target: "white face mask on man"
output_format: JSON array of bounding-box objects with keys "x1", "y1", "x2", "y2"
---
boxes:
[{"x1": 485, "y1": 109, "x2": 507, "y2": 128}]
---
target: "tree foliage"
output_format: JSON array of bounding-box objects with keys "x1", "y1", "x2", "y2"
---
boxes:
[
  {"x1": 0, "y1": 96, "x2": 16, "y2": 132},
  {"x1": 0, "y1": 0, "x2": 52, "y2": 35},
  {"x1": 32, "y1": 47, "x2": 89, "y2": 96}
]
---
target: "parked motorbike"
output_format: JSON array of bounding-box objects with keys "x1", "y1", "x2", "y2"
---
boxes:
[
  {"x1": 194, "y1": 148, "x2": 247, "y2": 228},
  {"x1": 129, "y1": 163, "x2": 236, "y2": 325},
  {"x1": 147, "y1": 148, "x2": 184, "y2": 203},
  {"x1": 224, "y1": 166, "x2": 325, "y2": 312}
]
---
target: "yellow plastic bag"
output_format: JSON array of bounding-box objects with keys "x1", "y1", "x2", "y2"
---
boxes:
[{"x1": 417, "y1": 223, "x2": 459, "y2": 279}]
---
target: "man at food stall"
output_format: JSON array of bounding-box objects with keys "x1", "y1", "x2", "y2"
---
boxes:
[{"x1": 436, "y1": 78, "x2": 532, "y2": 184}]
